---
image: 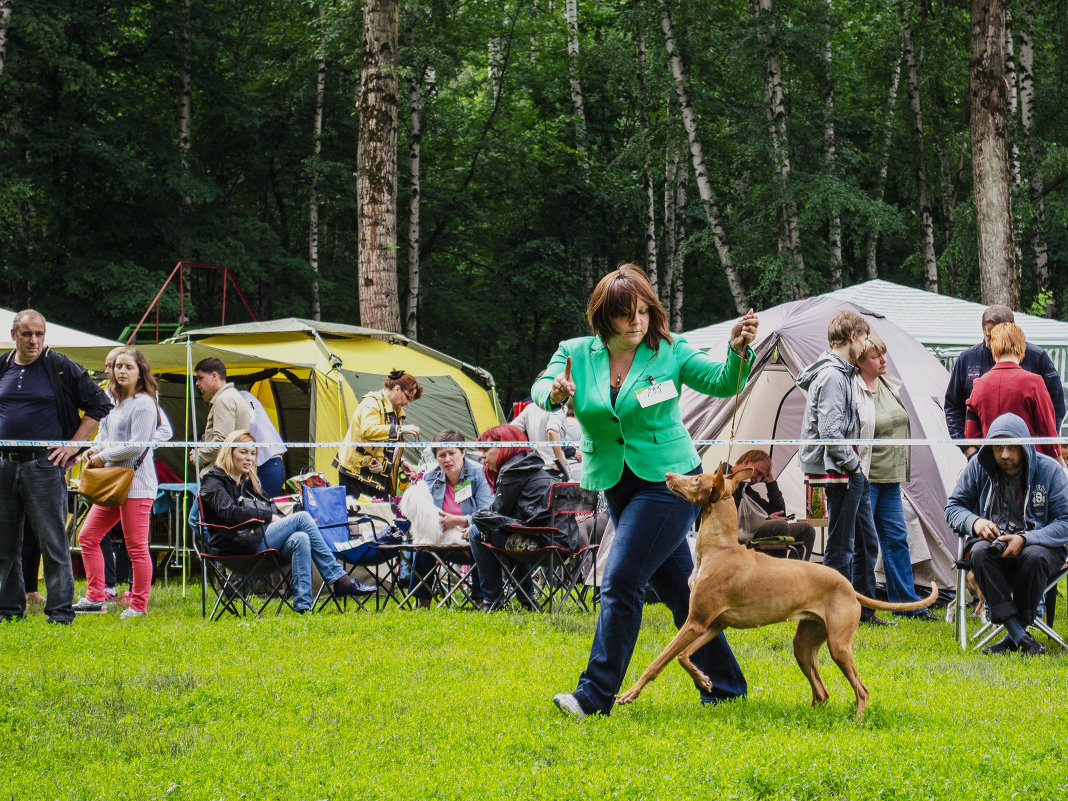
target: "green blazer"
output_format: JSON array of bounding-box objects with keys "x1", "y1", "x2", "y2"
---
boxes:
[{"x1": 532, "y1": 334, "x2": 753, "y2": 491}]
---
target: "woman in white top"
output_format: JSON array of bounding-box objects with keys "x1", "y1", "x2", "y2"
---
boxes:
[{"x1": 73, "y1": 348, "x2": 160, "y2": 619}]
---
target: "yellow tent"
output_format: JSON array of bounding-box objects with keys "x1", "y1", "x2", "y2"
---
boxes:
[{"x1": 172, "y1": 318, "x2": 505, "y2": 476}]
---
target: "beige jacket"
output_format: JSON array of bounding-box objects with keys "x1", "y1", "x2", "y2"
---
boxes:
[
  {"x1": 335, "y1": 389, "x2": 404, "y2": 474},
  {"x1": 198, "y1": 383, "x2": 253, "y2": 471}
]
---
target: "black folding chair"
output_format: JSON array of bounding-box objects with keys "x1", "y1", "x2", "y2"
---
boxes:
[
  {"x1": 482, "y1": 483, "x2": 600, "y2": 613},
  {"x1": 192, "y1": 497, "x2": 295, "y2": 621},
  {"x1": 316, "y1": 512, "x2": 402, "y2": 612}
]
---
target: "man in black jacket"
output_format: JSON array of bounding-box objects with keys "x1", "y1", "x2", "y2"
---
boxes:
[
  {"x1": 731, "y1": 449, "x2": 815, "y2": 561},
  {"x1": 945, "y1": 304, "x2": 1065, "y2": 458},
  {"x1": 0, "y1": 310, "x2": 112, "y2": 623}
]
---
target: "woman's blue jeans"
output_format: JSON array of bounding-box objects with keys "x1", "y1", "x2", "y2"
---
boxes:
[
  {"x1": 823, "y1": 472, "x2": 879, "y2": 619},
  {"x1": 570, "y1": 465, "x2": 747, "y2": 715},
  {"x1": 264, "y1": 511, "x2": 345, "y2": 611},
  {"x1": 869, "y1": 482, "x2": 921, "y2": 608}
]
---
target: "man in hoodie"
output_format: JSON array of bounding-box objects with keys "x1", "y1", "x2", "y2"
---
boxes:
[
  {"x1": 945, "y1": 412, "x2": 1068, "y2": 655},
  {"x1": 797, "y1": 310, "x2": 889, "y2": 625}
]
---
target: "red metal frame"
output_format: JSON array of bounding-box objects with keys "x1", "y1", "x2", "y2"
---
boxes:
[{"x1": 126, "y1": 261, "x2": 259, "y2": 344}]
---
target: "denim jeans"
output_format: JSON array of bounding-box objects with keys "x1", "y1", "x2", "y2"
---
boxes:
[
  {"x1": 0, "y1": 457, "x2": 76, "y2": 622},
  {"x1": 868, "y1": 483, "x2": 921, "y2": 610},
  {"x1": 258, "y1": 456, "x2": 286, "y2": 499},
  {"x1": 571, "y1": 465, "x2": 747, "y2": 715},
  {"x1": 264, "y1": 511, "x2": 345, "y2": 611},
  {"x1": 970, "y1": 539, "x2": 1066, "y2": 625},
  {"x1": 823, "y1": 471, "x2": 879, "y2": 619}
]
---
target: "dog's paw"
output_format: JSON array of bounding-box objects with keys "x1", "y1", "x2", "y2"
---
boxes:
[{"x1": 615, "y1": 690, "x2": 638, "y2": 704}]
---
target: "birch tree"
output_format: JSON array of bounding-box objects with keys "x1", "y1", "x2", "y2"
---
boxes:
[
  {"x1": 903, "y1": 24, "x2": 938, "y2": 293},
  {"x1": 308, "y1": 4, "x2": 327, "y2": 321},
  {"x1": 1018, "y1": 0, "x2": 1049, "y2": 300},
  {"x1": 403, "y1": 2, "x2": 424, "y2": 339},
  {"x1": 0, "y1": 0, "x2": 12, "y2": 77},
  {"x1": 822, "y1": 0, "x2": 841, "y2": 288},
  {"x1": 864, "y1": 37, "x2": 903, "y2": 279},
  {"x1": 636, "y1": 26, "x2": 658, "y2": 297},
  {"x1": 658, "y1": 0, "x2": 746, "y2": 313},
  {"x1": 970, "y1": 0, "x2": 1018, "y2": 307},
  {"x1": 177, "y1": 0, "x2": 193, "y2": 320},
  {"x1": 357, "y1": 0, "x2": 402, "y2": 332}
]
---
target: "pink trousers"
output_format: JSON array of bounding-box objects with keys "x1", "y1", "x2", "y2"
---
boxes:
[{"x1": 79, "y1": 498, "x2": 154, "y2": 612}]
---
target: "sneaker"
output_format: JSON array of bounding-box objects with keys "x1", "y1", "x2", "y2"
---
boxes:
[
  {"x1": 1017, "y1": 633, "x2": 1048, "y2": 656},
  {"x1": 553, "y1": 692, "x2": 587, "y2": 720},
  {"x1": 982, "y1": 634, "x2": 1019, "y2": 655},
  {"x1": 119, "y1": 608, "x2": 145, "y2": 621},
  {"x1": 119, "y1": 591, "x2": 133, "y2": 607},
  {"x1": 72, "y1": 597, "x2": 107, "y2": 614},
  {"x1": 104, "y1": 586, "x2": 118, "y2": 603}
]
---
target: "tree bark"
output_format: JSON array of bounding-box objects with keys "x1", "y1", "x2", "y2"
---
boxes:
[
  {"x1": 970, "y1": 0, "x2": 1018, "y2": 307},
  {"x1": 753, "y1": 0, "x2": 804, "y2": 297},
  {"x1": 822, "y1": 0, "x2": 841, "y2": 288},
  {"x1": 636, "y1": 27, "x2": 659, "y2": 297},
  {"x1": 177, "y1": 0, "x2": 193, "y2": 321},
  {"x1": 864, "y1": 36, "x2": 903, "y2": 279},
  {"x1": 565, "y1": 0, "x2": 587, "y2": 158},
  {"x1": 903, "y1": 24, "x2": 938, "y2": 293},
  {"x1": 357, "y1": 0, "x2": 402, "y2": 332},
  {"x1": 1018, "y1": 0, "x2": 1049, "y2": 301},
  {"x1": 0, "y1": 0, "x2": 12, "y2": 77},
  {"x1": 308, "y1": 4, "x2": 327, "y2": 322},
  {"x1": 659, "y1": 0, "x2": 746, "y2": 313},
  {"x1": 404, "y1": 3, "x2": 423, "y2": 339},
  {"x1": 670, "y1": 148, "x2": 687, "y2": 331}
]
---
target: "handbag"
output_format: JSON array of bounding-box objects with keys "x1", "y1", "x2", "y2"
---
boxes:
[{"x1": 78, "y1": 449, "x2": 150, "y2": 507}]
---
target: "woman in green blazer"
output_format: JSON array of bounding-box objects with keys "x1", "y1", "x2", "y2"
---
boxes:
[{"x1": 535, "y1": 264, "x2": 758, "y2": 718}]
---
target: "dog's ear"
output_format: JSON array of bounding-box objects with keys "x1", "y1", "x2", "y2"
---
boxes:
[{"x1": 720, "y1": 466, "x2": 753, "y2": 497}]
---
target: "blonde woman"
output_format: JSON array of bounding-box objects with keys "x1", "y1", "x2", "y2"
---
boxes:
[{"x1": 200, "y1": 431, "x2": 374, "y2": 612}]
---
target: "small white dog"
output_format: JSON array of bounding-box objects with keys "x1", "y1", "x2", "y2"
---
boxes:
[{"x1": 400, "y1": 481, "x2": 468, "y2": 547}]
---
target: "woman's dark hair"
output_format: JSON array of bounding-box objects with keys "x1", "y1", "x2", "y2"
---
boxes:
[
  {"x1": 476, "y1": 424, "x2": 530, "y2": 488},
  {"x1": 384, "y1": 369, "x2": 423, "y2": 400},
  {"x1": 431, "y1": 428, "x2": 467, "y2": 457},
  {"x1": 110, "y1": 347, "x2": 159, "y2": 401},
  {"x1": 587, "y1": 263, "x2": 672, "y2": 352}
]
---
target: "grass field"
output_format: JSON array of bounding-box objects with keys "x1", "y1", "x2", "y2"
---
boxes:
[{"x1": 3, "y1": 584, "x2": 1067, "y2": 801}]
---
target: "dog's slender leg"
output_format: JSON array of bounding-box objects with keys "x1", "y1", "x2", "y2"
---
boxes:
[
  {"x1": 674, "y1": 625, "x2": 724, "y2": 693},
  {"x1": 824, "y1": 619, "x2": 869, "y2": 718},
  {"x1": 616, "y1": 622, "x2": 707, "y2": 704},
  {"x1": 792, "y1": 619, "x2": 830, "y2": 707}
]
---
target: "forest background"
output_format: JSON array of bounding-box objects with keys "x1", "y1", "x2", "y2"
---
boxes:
[{"x1": 1, "y1": 0, "x2": 1065, "y2": 404}]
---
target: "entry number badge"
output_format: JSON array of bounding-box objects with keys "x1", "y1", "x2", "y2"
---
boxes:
[
  {"x1": 454, "y1": 480, "x2": 473, "y2": 503},
  {"x1": 636, "y1": 380, "x2": 678, "y2": 408}
]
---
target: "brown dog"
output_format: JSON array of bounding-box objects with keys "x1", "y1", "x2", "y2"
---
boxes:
[{"x1": 616, "y1": 466, "x2": 938, "y2": 717}]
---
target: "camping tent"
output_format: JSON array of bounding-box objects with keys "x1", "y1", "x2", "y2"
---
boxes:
[
  {"x1": 1, "y1": 307, "x2": 120, "y2": 348},
  {"x1": 679, "y1": 295, "x2": 965, "y2": 589},
  {"x1": 49, "y1": 320, "x2": 504, "y2": 480}
]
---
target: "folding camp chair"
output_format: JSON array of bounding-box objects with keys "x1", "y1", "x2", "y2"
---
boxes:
[
  {"x1": 481, "y1": 483, "x2": 600, "y2": 613},
  {"x1": 404, "y1": 544, "x2": 479, "y2": 609},
  {"x1": 953, "y1": 532, "x2": 1068, "y2": 651},
  {"x1": 315, "y1": 509, "x2": 403, "y2": 612},
  {"x1": 192, "y1": 497, "x2": 295, "y2": 621}
]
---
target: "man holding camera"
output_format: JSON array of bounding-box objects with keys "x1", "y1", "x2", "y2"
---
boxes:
[{"x1": 945, "y1": 412, "x2": 1068, "y2": 655}]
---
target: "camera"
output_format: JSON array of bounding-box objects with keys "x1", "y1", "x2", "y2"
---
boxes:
[{"x1": 988, "y1": 521, "x2": 1021, "y2": 557}]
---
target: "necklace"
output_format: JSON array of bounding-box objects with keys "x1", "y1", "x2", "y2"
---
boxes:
[{"x1": 614, "y1": 371, "x2": 622, "y2": 387}]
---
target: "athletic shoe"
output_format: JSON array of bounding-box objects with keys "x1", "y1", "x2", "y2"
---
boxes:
[
  {"x1": 119, "y1": 591, "x2": 133, "y2": 607},
  {"x1": 119, "y1": 608, "x2": 145, "y2": 621},
  {"x1": 72, "y1": 597, "x2": 107, "y2": 614},
  {"x1": 553, "y1": 693, "x2": 587, "y2": 720},
  {"x1": 104, "y1": 586, "x2": 118, "y2": 603}
]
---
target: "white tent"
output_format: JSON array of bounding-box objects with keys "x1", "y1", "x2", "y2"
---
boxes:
[
  {"x1": 679, "y1": 294, "x2": 965, "y2": 589},
  {"x1": 2, "y1": 307, "x2": 120, "y2": 349}
]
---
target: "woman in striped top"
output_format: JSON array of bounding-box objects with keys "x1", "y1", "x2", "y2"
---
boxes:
[{"x1": 73, "y1": 348, "x2": 160, "y2": 619}]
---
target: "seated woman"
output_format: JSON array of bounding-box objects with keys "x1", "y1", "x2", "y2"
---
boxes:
[
  {"x1": 409, "y1": 429, "x2": 494, "y2": 608},
  {"x1": 200, "y1": 430, "x2": 375, "y2": 612},
  {"x1": 468, "y1": 424, "x2": 579, "y2": 611},
  {"x1": 731, "y1": 449, "x2": 815, "y2": 561}
]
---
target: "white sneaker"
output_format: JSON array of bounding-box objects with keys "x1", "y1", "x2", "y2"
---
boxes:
[
  {"x1": 119, "y1": 608, "x2": 145, "y2": 621},
  {"x1": 104, "y1": 587, "x2": 118, "y2": 603},
  {"x1": 553, "y1": 692, "x2": 587, "y2": 720},
  {"x1": 72, "y1": 597, "x2": 107, "y2": 614}
]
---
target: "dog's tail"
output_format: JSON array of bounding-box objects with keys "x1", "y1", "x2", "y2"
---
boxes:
[{"x1": 855, "y1": 582, "x2": 939, "y2": 612}]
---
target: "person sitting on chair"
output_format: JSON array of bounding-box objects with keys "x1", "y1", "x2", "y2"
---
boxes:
[
  {"x1": 945, "y1": 412, "x2": 1068, "y2": 656},
  {"x1": 731, "y1": 449, "x2": 815, "y2": 561},
  {"x1": 200, "y1": 430, "x2": 375, "y2": 613}
]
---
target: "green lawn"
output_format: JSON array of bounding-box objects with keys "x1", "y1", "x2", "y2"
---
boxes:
[{"x1": 2, "y1": 585, "x2": 1066, "y2": 801}]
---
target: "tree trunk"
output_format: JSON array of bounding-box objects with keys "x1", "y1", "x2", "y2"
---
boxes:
[
  {"x1": 565, "y1": 0, "x2": 587, "y2": 157},
  {"x1": 754, "y1": 0, "x2": 804, "y2": 297},
  {"x1": 864, "y1": 36, "x2": 903, "y2": 279},
  {"x1": 357, "y1": 0, "x2": 402, "y2": 332},
  {"x1": 664, "y1": 139, "x2": 677, "y2": 305},
  {"x1": 903, "y1": 24, "x2": 938, "y2": 293},
  {"x1": 177, "y1": 0, "x2": 193, "y2": 321},
  {"x1": 659, "y1": 0, "x2": 746, "y2": 313},
  {"x1": 822, "y1": 0, "x2": 841, "y2": 288},
  {"x1": 636, "y1": 27, "x2": 658, "y2": 297},
  {"x1": 1018, "y1": 0, "x2": 1049, "y2": 302},
  {"x1": 970, "y1": 0, "x2": 1018, "y2": 307},
  {"x1": 1004, "y1": 6, "x2": 1024, "y2": 272},
  {"x1": 308, "y1": 4, "x2": 327, "y2": 322},
  {"x1": 0, "y1": 0, "x2": 12, "y2": 77},
  {"x1": 404, "y1": 3, "x2": 423, "y2": 339},
  {"x1": 671, "y1": 149, "x2": 687, "y2": 331}
]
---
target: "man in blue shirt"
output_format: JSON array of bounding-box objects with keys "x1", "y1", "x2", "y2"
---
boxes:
[{"x1": 0, "y1": 310, "x2": 112, "y2": 624}]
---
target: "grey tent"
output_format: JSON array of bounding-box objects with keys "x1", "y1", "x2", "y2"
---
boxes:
[{"x1": 679, "y1": 295, "x2": 965, "y2": 589}]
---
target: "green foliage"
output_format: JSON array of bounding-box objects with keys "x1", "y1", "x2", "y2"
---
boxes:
[
  {"x1": 1029, "y1": 289, "x2": 1055, "y2": 318},
  {"x1": 3, "y1": 585, "x2": 1068, "y2": 799}
]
